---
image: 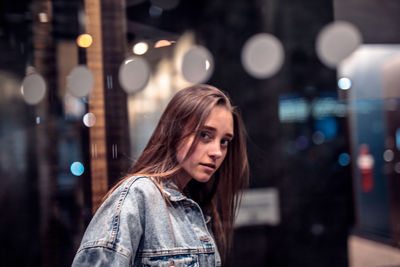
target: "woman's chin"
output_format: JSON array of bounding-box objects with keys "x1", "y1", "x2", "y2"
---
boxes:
[{"x1": 193, "y1": 175, "x2": 213, "y2": 183}]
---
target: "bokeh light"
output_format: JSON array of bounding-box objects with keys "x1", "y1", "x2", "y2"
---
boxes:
[
  {"x1": 295, "y1": 135, "x2": 309, "y2": 150},
  {"x1": 395, "y1": 162, "x2": 400, "y2": 174},
  {"x1": 119, "y1": 56, "x2": 150, "y2": 94},
  {"x1": 77, "y1": 34, "x2": 93, "y2": 48},
  {"x1": 64, "y1": 95, "x2": 85, "y2": 118},
  {"x1": 21, "y1": 73, "x2": 46, "y2": 105},
  {"x1": 154, "y1": 40, "x2": 173, "y2": 48},
  {"x1": 338, "y1": 77, "x2": 352, "y2": 90},
  {"x1": 316, "y1": 21, "x2": 362, "y2": 68},
  {"x1": 311, "y1": 223, "x2": 325, "y2": 236},
  {"x1": 241, "y1": 33, "x2": 284, "y2": 79},
  {"x1": 36, "y1": 117, "x2": 40, "y2": 125},
  {"x1": 38, "y1": 12, "x2": 49, "y2": 23},
  {"x1": 70, "y1": 162, "x2": 84, "y2": 176},
  {"x1": 67, "y1": 65, "x2": 94, "y2": 98},
  {"x1": 383, "y1": 149, "x2": 394, "y2": 162},
  {"x1": 312, "y1": 131, "x2": 325, "y2": 145},
  {"x1": 315, "y1": 116, "x2": 338, "y2": 140},
  {"x1": 133, "y1": 42, "x2": 149, "y2": 55},
  {"x1": 83, "y1": 113, "x2": 96, "y2": 127},
  {"x1": 149, "y1": 5, "x2": 163, "y2": 17},
  {"x1": 338, "y1": 153, "x2": 351, "y2": 166},
  {"x1": 181, "y1": 46, "x2": 214, "y2": 84}
]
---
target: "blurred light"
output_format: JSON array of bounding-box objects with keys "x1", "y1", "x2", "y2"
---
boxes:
[
  {"x1": 119, "y1": 56, "x2": 150, "y2": 93},
  {"x1": 312, "y1": 131, "x2": 325, "y2": 145},
  {"x1": 205, "y1": 60, "x2": 210, "y2": 70},
  {"x1": 181, "y1": 46, "x2": 214, "y2": 84},
  {"x1": 311, "y1": 223, "x2": 325, "y2": 236},
  {"x1": 295, "y1": 136, "x2": 309, "y2": 150},
  {"x1": 133, "y1": 42, "x2": 148, "y2": 55},
  {"x1": 316, "y1": 21, "x2": 362, "y2": 68},
  {"x1": 64, "y1": 95, "x2": 85, "y2": 118},
  {"x1": 312, "y1": 98, "x2": 347, "y2": 118},
  {"x1": 36, "y1": 117, "x2": 40, "y2": 124},
  {"x1": 78, "y1": 10, "x2": 86, "y2": 29},
  {"x1": 338, "y1": 153, "x2": 350, "y2": 166},
  {"x1": 397, "y1": 128, "x2": 400, "y2": 150},
  {"x1": 279, "y1": 97, "x2": 308, "y2": 122},
  {"x1": 83, "y1": 112, "x2": 96, "y2": 127},
  {"x1": 38, "y1": 12, "x2": 48, "y2": 23},
  {"x1": 395, "y1": 162, "x2": 400, "y2": 174},
  {"x1": 154, "y1": 40, "x2": 174, "y2": 48},
  {"x1": 150, "y1": 0, "x2": 180, "y2": 10},
  {"x1": 149, "y1": 5, "x2": 163, "y2": 17},
  {"x1": 280, "y1": 97, "x2": 346, "y2": 123},
  {"x1": 241, "y1": 33, "x2": 284, "y2": 79},
  {"x1": 77, "y1": 34, "x2": 93, "y2": 48},
  {"x1": 338, "y1": 77, "x2": 352, "y2": 90},
  {"x1": 70, "y1": 162, "x2": 84, "y2": 176},
  {"x1": 105, "y1": 74, "x2": 113, "y2": 89},
  {"x1": 383, "y1": 149, "x2": 394, "y2": 162},
  {"x1": 67, "y1": 65, "x2": 94, "y2": 98},
  {"x1": 21, "y1": 73, "x2": 46, "y2": 105},
  {"x1": 25, "y1": 65, "x2": 36, "y2": 75},
  {"x1": 315, "y1": 116, "x2": 338, "y2": 140}
]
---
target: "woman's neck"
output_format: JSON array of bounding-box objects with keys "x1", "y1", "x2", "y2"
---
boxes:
[{"x1": 173, "y1": 169, "x2": 192, "y2": 191}]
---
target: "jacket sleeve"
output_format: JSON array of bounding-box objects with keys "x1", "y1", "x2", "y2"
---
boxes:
[
  {"x1": 71, "y1": 177, "x2": 150, "y2": 266},
  {"x1": 71, "y1": 246, "x2": 131, "y2": 267}
]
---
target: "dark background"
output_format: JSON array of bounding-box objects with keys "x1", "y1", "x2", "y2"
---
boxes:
[{"x1": 1, "y1": 0, "x2": 400, "y2": 266}]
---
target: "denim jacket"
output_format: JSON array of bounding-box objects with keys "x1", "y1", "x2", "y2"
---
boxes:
[{"x1": 72, "y1": 176, "x2": 222, "y2": 266}]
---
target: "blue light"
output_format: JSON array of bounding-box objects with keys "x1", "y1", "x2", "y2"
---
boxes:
[
  {"x1": 70, "y1": 162, "x2": 84, "y2": 176},
  {"x1": 338, "y1": 153, "x2": 350, "y2": 166},
  {"x1": 149, "y1": 5, "x2": 163, "y2": 17},
  {"x1": 397, "y1": 128, "x2": 400, "y2": 150},
  {"x1": 315, "y1": 116, "x2": 338, "y2": 140},
  {"x1": 338, "y1": 77, "x2": 352, "y2": 90}
]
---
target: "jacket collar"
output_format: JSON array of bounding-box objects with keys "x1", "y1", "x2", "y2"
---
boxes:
[{"x1": 162, "y1": 179, "x2": 187, "y2": 202}]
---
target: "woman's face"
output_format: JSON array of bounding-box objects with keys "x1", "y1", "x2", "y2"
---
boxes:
[{"x1": 176, "y1": 105, "x2": 234, "y2": 186}]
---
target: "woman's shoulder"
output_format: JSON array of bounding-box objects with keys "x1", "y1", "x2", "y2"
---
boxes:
[
  {"x1": 111, "y1": 175, "x2": 162, "y2": 201},
  {"x1": 91, "y1": 176, "x2": 161, "y2": 223},
  {"x1": 122, "y1": 175, "x2": 154, "y2": 188}
]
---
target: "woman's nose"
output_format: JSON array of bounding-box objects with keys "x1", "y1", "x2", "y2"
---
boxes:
[{"x1": 208, "y1": 141, "x2": 223, "y2": 158}]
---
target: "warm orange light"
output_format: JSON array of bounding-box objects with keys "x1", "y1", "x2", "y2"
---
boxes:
[
  {"x1": 77, "y1": 34, "x2": 93, "y2": 48},
  {"x1": 154, "y1": 40, "x2": 174, "y2": 48}
]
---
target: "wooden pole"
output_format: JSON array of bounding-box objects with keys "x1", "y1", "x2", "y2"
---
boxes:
[{"x1": 84, "y1": 0, "x2": 109, "y2": 213}]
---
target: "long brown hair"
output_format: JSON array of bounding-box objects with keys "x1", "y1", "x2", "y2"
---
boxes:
[{"x1": 105, "y1": 84, "x2": 249, "y2": 260}]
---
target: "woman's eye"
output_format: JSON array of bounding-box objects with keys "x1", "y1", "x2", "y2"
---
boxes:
[
  {"x1": 200, "y1": 131, "x2": 212, "y2": 140},
  {"x1": 221, "y1": 139, "x2": 231, "y2": 147}
]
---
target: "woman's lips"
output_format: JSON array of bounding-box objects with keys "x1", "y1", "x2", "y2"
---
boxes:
[
  {"x1": 200, "y1": 162, "x2": 216, "y2": 168},
  {"x1": 200, "y1": 163, "x2": 216, "y2": 172},
  {"x1": 200, "y1": 163, "x2": 215, "y2": 175}
]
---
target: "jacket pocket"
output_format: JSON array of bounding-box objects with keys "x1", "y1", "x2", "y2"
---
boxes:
[{"x1": 141, "y1": 254, "x2": 199, "y2": 267}]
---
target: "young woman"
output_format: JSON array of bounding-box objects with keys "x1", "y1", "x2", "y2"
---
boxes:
[{"x1": 72, "y1": 84, "x2": 249, "y2": 266}]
